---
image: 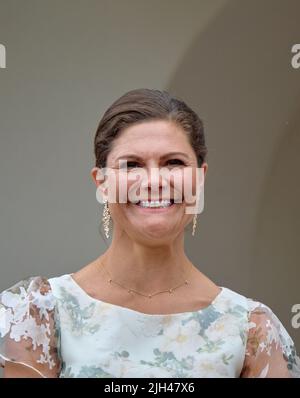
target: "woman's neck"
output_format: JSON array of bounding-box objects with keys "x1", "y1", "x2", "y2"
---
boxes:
[{"x1": 99, "y1": 236, "x2": 194, "y2": 294}]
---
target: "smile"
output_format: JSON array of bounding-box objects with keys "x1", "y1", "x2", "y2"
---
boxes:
[
  {"x1": 133, "y1": 199, "x2": 178, "y2": 213},
  {"x1": 136, "y1": 199, "x2": 174, "y2": 208}
]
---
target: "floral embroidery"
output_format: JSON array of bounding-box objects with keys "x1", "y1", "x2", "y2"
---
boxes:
[
  {"x1": 140, "y1": 348, "x2": 195, "y2": 377},
  {"x1": 57, "y1": 286, "x2": 100, "y2": 336},
  {"x1": 0, "y1": 277, "x2": 61, "y2": 377},
  {"x1": 1, "y1": 274, "x2": 300, "y2": 378}
]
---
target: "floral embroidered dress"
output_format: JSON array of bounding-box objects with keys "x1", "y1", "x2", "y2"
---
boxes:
[{"x1": 0, "y1": 273, "x2": 300, "y2": 378}]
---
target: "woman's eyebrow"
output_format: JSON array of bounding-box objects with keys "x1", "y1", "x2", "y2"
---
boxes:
[
  {"x1": 163, "y1": 152, "x2": 190, "y2": 159},
  {"x1": 115, "y1": 152, "x2": 190, "y2": 161}
]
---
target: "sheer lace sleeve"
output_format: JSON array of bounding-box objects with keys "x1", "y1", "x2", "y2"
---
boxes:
[
  {"x1": 0, "y1": 276, "x2": 61, "y2": 378},
  {"x1": 240, "y1": 300, "x2": 300, "y2": 378}
]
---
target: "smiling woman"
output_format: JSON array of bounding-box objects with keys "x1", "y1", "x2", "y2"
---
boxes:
[
  {"x1": 93, "y1": 117, "x2": 204, "y2": 247},
  {"x1": 1, "y1": 88, "x2": 300, "y2": 378}
]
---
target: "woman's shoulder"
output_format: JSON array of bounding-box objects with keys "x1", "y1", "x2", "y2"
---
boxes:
[
  {"x1": 0, "y1": 275, "x2": 62, "y2": 377},
  {"x1": 222, "y1": 286, "x2": 294, "y2": 331},
  {"x1": 219, "y1": 286, "x2": 296, "y2": 341},
  {"x1": 0, "y1": 273, "x2": 75, "y2": 306},
  {"x1": 216, "y1": 285, "x2": 261, "y2": 314},
  {"x1": 0, "y1": 275, "x2": 56, "y2": 310},
  {"x1": 220, "y1": 285, "x2": 282, "y2": 317},
  {"x1": 221, "y1": 286, "x2": 300, "y2": 377}
]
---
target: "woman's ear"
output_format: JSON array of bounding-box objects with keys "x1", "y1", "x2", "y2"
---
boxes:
[
  {"x1": 202, "y1": 162, "x2": 208, "y2": 178},
  {"x1": 91, "y1": 167, "x2": 104, "y2": 187},
  {"x1": 91, "y1": 167, "x2": 108, "y2": 204}
]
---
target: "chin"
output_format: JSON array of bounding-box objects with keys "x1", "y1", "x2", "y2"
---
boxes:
[
  {"x1": 121, "y1": 204, "x2": 184, "y2": 239},
  {"x1": 135, "y1": 235, "x2": 176, "y2": 247},
  {"x1": 133, "y1": 224, "x2": 177, "y2": 241}
]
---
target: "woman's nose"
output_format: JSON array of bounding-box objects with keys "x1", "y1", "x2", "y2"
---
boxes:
[{"x1": 139, "y1": 167, "x2": 169, "y2": 195}]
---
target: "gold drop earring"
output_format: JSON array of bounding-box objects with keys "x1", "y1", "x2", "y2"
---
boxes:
[
  {"x1": 192, "y1": 214, "x2": 197, "y2": 236},
  {"x1": 102, "y1": 199, "x2": 111, "y2": 239}
]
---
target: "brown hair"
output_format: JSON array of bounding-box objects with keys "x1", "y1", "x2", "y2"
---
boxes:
[{"x1": 94, "y1": 88, "x2": 207, "y2": 168}]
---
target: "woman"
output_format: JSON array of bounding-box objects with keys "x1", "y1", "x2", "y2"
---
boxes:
[{"x1": 1, "y1": 88, "x2": 300, "y2": 378}]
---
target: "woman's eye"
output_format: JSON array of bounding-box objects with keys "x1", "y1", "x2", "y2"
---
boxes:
[
  {"x1": 167, "y1": 159, "x2": 185, "y2": 166},
  {"x1": 121, "y1": 161, "x2": 141, "y2": 169},
  {"x1": 120, "y1": 159, "x2": 185, "y2": 169}
]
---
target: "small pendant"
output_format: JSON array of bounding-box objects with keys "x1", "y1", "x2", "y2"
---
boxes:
[{"x1": 169, "y1": 288, "x2": 173, "y2": 293}]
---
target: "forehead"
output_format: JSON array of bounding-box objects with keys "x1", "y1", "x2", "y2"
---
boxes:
[{"x1": 108, "y1": 120, "x2": 193, "y2": 159}]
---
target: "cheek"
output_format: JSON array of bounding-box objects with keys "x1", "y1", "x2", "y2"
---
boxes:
[
  {"x1": 184, "y1": 167, "x2": 205, "y2": 217},
  {"x1": 116, "y1": 173, "x2": 129, "y2": 202},
  {"x1": 165, "y1": 168, "x2": 198, "y2": 203},
  {"x1": 169, "y1": 168, "x2": 196, "y2": 204},
  {"x1": 106, "y1": 172, "x2": 141, "y2": 203},
  {"x1": 183, "y1": 167, "x2": 199, "y2": 202}
]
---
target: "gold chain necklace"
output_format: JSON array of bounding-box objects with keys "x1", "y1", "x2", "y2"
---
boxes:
[{"x1": 98, "y1": 258, "x2": 192, "y2": 299}]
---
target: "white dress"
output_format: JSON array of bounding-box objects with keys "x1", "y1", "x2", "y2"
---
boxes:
[{"x1": 0, "y1": 273, "x2": 300, "y2": 378}]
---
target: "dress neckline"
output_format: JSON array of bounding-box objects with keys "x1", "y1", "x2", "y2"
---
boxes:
[{"x1": 65, "y1": 273, "x2": 226, "y2": 317}]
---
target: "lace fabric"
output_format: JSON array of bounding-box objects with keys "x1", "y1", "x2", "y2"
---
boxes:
[
  {"x1": 240, "y1": 301, "x2": 300, "y2": 378},
  {"x1": 0, "y1": 276, "x2": 61, "y2": 378}
]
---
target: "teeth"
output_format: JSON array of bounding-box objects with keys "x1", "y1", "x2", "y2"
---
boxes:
[{"x1": 138, "y1": 200, "x2": 172, "y2": 208}]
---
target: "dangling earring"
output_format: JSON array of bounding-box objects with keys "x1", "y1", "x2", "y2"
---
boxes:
[
  {"x1": 102, "y1": 199, "x2": 111, "y2": 239},
  {"x1": 192, "y1": 214, "x2": 197, "y2": 236}
]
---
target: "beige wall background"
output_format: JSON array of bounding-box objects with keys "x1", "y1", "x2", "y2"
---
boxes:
[{"x1": 0, "y1": 0, "x2": 299, "y2": 366}]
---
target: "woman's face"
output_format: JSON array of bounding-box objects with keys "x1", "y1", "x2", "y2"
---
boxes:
[{"x1": 92, "y1": 120, "x2": 208, "y2": 244}]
